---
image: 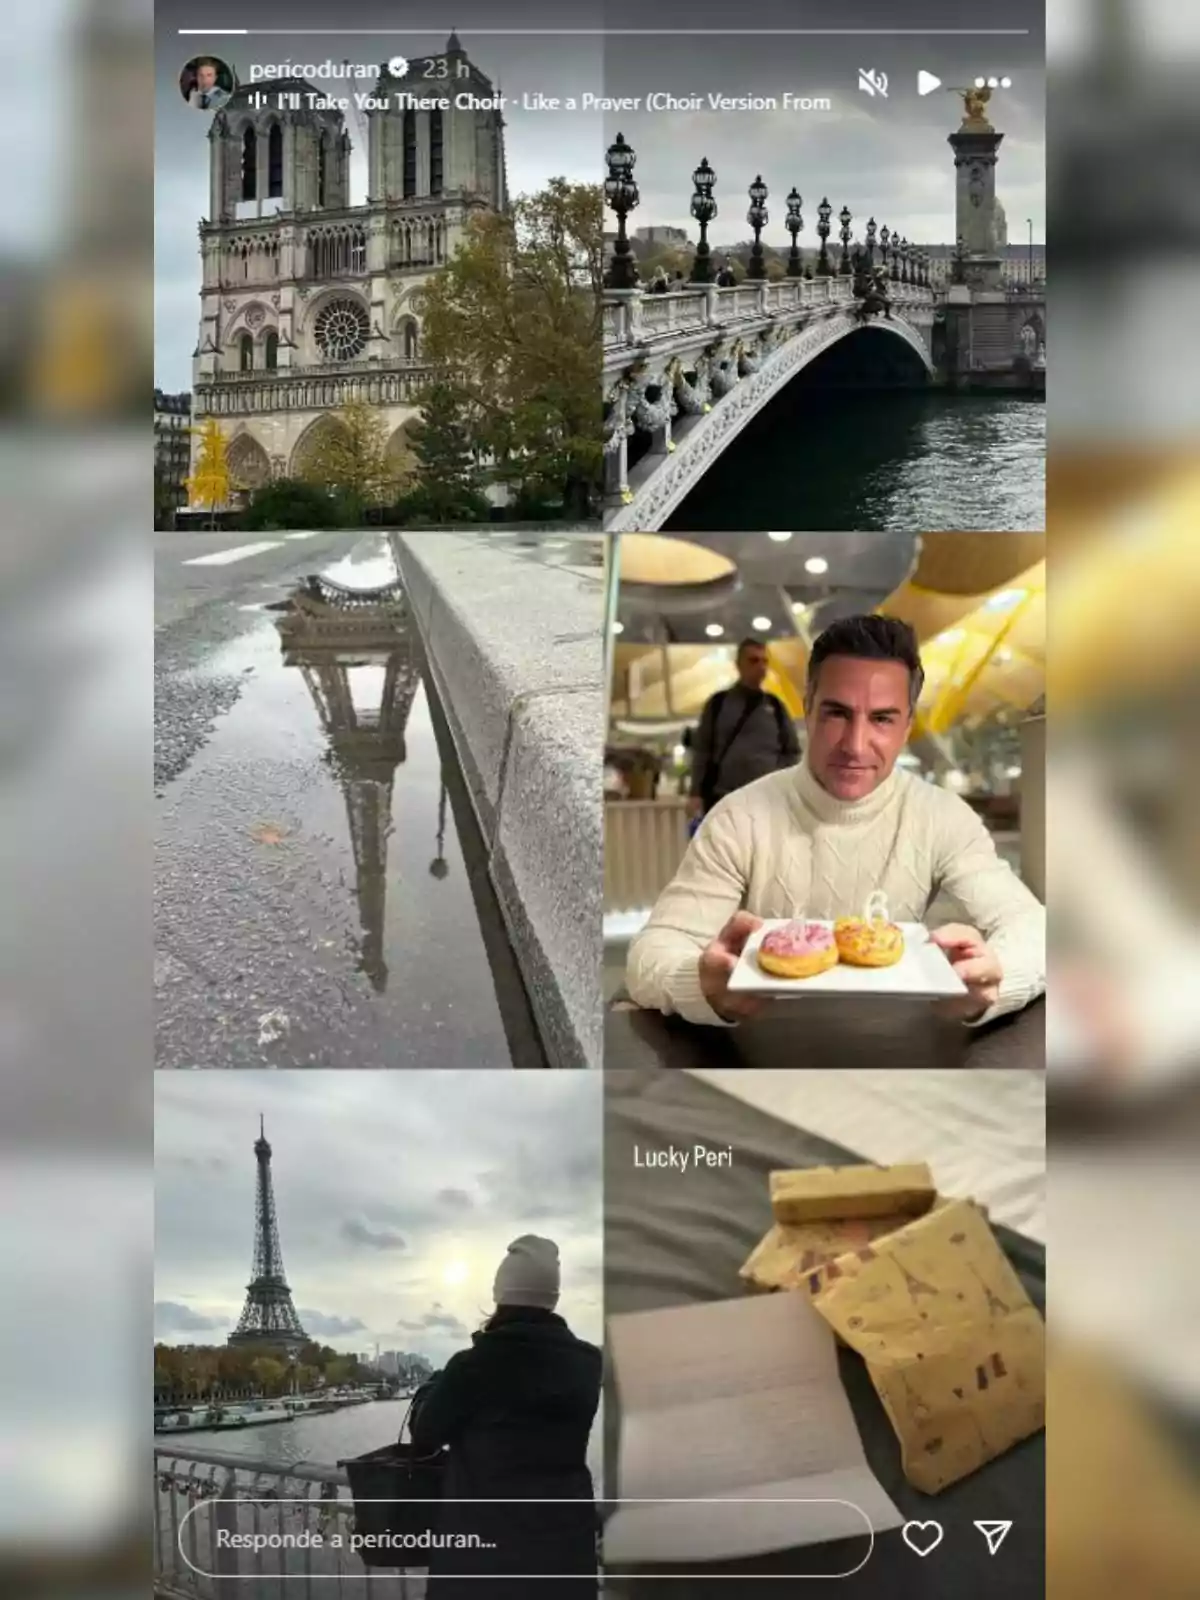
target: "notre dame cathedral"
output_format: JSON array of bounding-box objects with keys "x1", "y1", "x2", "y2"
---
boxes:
[{"x1": 190, "y1": 32, "x2": 507, "y2": 501}]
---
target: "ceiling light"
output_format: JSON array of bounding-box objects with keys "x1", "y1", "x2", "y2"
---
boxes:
[
  {"x1": 995, "y1": 648, "x2": 1013, "y2": 663},
  {"x1": 752, "y1": 615, "x2": 772, "y2": 631},
  {"x1": 1005, "y1": 765, "x2": 1022, "y2": 779},
  {"x1": 612, "y1": 620, "x2": 624, "y2": 634},
  {"x1": 804, "y1": 556, "x2": 828, "y2": 575},
  {"x1": 705, "y1": 623, "x2": 725, "y2": 638},
  {"x1": 937, "y1": 628, "x2": 966, "y2": 647},
  {"x1": 767, "y1": 531, "x2": 793, "y2": 543},
  {"x1": 984, "y1": 587, "x2": 1027, "y2": 612}
]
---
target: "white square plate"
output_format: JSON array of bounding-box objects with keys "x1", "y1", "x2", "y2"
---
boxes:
[{"x1": 727, "y1": 920, "x2": 968, "y2": 1000}]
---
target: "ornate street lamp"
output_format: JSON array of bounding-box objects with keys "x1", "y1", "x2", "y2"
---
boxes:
[
  {"x1": 688, "y1": 157, "x2": 718, "y2": 284},
  {"x1": 745, "y1": 175, "x2": 769, "y2": 281},
  {"x1": 838, "y1": 205, "x2": 853, "y2": 275},
  {"x1": 604, "y1": 132, "x2": 640, "y2": 290},
  {"x1": 816, "y1": 197, "x2": 833, "y2": 276},
  {"x1": 919, "y1": 251, "x2": 930, "y2": 288},
  {"x1": 784, "y1": 188, "x2": 804, "y2": 277},
  {"x1": 897, "y1": 237, "x2": 909, "y2": 284},
  {"x1": 879, "y1": 224, "x2": 891, "y2": 270},
  {"x1": 865, "y1": 217, "x2": 877, "y2": 266}
]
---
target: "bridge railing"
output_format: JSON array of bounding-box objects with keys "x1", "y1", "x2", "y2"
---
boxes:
[
  {"x1": 602, "y1": 276, "x2": 929, "y2": 357},
  {"x1": 154, "y1": 1444, "x2": 425, "y2": 1600}
]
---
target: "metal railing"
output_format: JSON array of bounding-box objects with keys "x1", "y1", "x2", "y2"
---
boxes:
[{"x1": 154, "y1": 1445, "x2": 425, "y2": 1599}]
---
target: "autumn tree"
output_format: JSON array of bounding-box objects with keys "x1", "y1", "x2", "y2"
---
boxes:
[
  {"x1": 415, "y1": 177, "x2": 602, "y2": 519},
  {"x1": 186, "y1": 419, "x2": 232, "y2": 528},
  {"x1": 249, "y1": 1355, "x2": 286, "y2": 1395},
  {"x1": 299, "y1": 400, "x2": 394, "y2": 519}
]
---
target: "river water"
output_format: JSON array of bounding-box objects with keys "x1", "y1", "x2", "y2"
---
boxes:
[
  {"x1": 158, "y1": 1397, "x2": 603, "y2": 1479},
  {"x1": 664, "y1": 390, "x2": 1046, "y2": 532}
]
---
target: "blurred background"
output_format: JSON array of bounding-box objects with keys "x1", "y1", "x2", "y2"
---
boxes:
[
  {"x1": 1, "y1": 0, "x2": 1199, "y2": 1596},
  {"x1": 604, "y1": 531, "x2": 1046, "y2": 988}
]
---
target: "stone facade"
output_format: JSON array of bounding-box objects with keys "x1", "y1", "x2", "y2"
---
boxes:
[{"x1": 189, "y1": 33, "x2": 507, "y2": 501}]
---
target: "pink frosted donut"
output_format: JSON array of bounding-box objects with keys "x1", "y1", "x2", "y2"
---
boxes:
[{"x1": 758, "y1": 920, "x2": 839, "y2": 979}]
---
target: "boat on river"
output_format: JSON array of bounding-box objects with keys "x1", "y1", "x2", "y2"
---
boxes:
[{"x1": 154, "y1": 1402, "x2": 293, "y2": 1435}]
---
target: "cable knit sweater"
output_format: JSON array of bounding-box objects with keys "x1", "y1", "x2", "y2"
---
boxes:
[{"x1": 627, "y1": 760, "x2": 1045, "y2": 1028}]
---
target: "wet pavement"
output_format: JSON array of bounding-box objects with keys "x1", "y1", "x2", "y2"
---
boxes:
[{"x1": 154, "y1": 530, "x2": 550, "y2": 1069}]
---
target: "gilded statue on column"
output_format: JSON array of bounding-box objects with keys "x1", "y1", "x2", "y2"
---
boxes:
[{"x1": 955, "y1": 85, "x2": 993, "y2": 128}]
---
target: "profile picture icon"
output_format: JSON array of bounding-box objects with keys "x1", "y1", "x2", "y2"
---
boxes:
[{"x1": 180, "y1": 56, "x2": 234, "y2": 112}]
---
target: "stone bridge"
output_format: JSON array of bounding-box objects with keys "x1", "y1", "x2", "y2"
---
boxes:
[{"x1": 602, "y1": 276, "x2": 936, "y2": 531}]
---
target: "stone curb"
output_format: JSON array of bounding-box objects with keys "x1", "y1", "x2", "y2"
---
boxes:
[{"x1": 390, "y1": 533, "x2": 604, "y2": 1070}]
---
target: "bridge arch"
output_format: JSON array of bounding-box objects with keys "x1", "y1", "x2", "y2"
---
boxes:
[{"x1": 608, "y1": 309, "x2": 934, "y2": 532}]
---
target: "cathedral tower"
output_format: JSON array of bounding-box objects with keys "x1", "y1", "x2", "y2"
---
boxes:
[
  {"x1": 209, "y1": 78, "x2": 351, "y2": 223},
  {"x1": 367, "y1": 32, "x2": 507, "y2": 209}
]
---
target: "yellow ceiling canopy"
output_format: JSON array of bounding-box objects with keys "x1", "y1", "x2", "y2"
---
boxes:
[{"x1": 612, "y1": 534, "x2": 1046, "y2": 735}]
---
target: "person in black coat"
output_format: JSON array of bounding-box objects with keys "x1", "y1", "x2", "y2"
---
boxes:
[{"x1": 408, "y1": 1235, "x2": 601, "y2": 1599}]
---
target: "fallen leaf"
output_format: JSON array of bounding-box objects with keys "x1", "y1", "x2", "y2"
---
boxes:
[{"x1": 250, "y1": 823, "x2": 288, "y2": 845}]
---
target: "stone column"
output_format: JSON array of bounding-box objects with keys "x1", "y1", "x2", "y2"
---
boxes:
[
  {"x1": 208, "y1": 123, "x2": 226, "y2": 221},
  {"x1": 367, "y1": 111, "x2": 383, "y2": 202},
  {"x1": 948, "y1": 111, "x2": 1004, "y2": 291}
]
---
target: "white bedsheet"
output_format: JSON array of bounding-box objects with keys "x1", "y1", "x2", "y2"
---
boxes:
[{"x1": 687, "y1": 1069, "x2": 1046, "y2": 1243}]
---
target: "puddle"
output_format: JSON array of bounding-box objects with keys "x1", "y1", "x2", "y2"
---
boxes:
[{"x1": 155, "y1": 538, "x2": 544, "y2": 1069}]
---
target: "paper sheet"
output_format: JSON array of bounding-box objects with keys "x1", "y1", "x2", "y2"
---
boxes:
[{"x1": 604, "y1": 1291, "x2": 902, "y2": 1566}]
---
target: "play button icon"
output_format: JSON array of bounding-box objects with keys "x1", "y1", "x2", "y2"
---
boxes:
[{"x1": 918, "y1": 70, "x2": 942, "y2": 96}]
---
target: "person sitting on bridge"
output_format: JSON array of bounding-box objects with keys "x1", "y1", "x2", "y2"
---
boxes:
[
  {"x1": 647, "y1": 267, "x2": 670, "y2": 294},
  {"x1": 626, "y1": 613, "x2": 1045, "y2": 1028},
  {"x1": 715, "y1": 260, "x2": 737, "y2": 287}
]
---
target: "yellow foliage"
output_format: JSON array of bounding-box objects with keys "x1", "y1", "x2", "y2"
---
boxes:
[{"x1": 186, "y1": 418, "x2": 233, "y2": 510}]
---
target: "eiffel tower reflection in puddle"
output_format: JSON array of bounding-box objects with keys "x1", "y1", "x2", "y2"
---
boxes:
[{"x1": 273, "y1": 572, "x2": 439, "y2": 995}]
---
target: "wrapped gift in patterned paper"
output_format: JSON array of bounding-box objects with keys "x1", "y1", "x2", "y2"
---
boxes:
[
  {"x1": 740, "y1": 1213, "x2": 931, "y2": 1293},
  {"x1": 768, "y1": 1163, "x2": 938, "y2": 1225},
  {"x1": 807, "y1": 1198, "x2": 1045, "y2": 1493}
]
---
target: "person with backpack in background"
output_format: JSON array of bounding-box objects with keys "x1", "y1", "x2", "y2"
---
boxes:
[{"x1": 688, "y1": 638, "x2": 799, "y2": 828}]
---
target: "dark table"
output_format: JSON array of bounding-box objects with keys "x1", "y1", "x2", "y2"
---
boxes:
[
  {"x1": 606, "y1": 993, "x2": 1045, "y2": 1072},
  {"x1": 601, "y1": 1067, "x2": 1046, "y2": 1598}
]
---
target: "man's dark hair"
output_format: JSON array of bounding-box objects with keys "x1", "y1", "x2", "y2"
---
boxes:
[
  {"x1": 806, "y1": 613, "x2": 924, "y2": 712},
  {"x1": 736, "y1": 637, "x2": 768, "y2": 661}
]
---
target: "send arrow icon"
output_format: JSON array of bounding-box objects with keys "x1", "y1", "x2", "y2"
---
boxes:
[{"x1": 974, "y1": 1520, "x2": 1013, "y2": 1555}]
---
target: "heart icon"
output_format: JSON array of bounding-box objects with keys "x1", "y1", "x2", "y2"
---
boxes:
[{"x1": 902, "y1": 1520, "x2": 944, "y2": 1557}]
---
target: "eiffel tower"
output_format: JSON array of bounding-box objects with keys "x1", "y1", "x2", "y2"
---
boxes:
[
  {"x1": 228, "y1": 1117, "x2": 309, "y2": 1353},
  {"x1": 274, "y1": 574, "x2": 420, "y2": 993}
]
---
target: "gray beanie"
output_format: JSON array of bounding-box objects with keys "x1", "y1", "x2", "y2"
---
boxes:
[{"x1": 493, "y1": 1234, "x2": 560, "y2": 1309}]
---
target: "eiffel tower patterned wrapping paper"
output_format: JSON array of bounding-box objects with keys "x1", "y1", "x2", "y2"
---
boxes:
[{"x1": 806, "y1": 1198, "x2": 1045, "y2": 1494}]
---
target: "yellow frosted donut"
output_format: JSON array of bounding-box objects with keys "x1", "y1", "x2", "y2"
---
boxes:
[{"x1": 834, "y1": 915, "x2": 905, "y2": 968}]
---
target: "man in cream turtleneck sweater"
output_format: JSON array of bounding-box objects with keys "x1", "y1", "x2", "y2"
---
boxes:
[{"x1": 627, "y1": 614, "x2": 1045, "y2": 1028}]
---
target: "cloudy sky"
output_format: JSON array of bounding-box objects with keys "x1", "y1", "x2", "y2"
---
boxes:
[
  {"x1": 154, "y1": 1072, "x2": 603, "y2": 1366},
  {"x1": 603, "y1": 0, "x2": 1044, "y2": 251}
]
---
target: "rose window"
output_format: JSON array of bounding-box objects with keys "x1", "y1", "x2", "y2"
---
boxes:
[{"x1": 314, "y1": 299, "x2": 369, "y2": 361}]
